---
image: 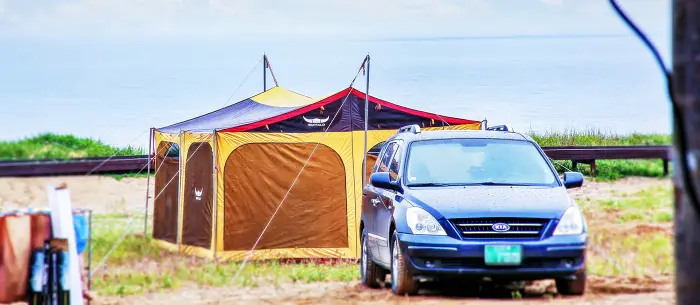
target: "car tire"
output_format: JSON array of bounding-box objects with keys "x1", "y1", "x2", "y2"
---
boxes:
[
  {"x1": 390, "y1": 230, "x2": 418, "y2": 295},
  {"x1": 360, "y1": 228, "x2": 387, "y2": 288},
  {"x1": 556, "y1": 268, "x2": 586, "y2": 296}
]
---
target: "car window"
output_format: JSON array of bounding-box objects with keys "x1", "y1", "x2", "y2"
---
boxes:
[
  {"x1": 405, "y1": 138, "x2": 558, "y2": 186},
  {"x1": 375, "y1": 142, "x2": 397, "y2": 173},
  {"x1": 166, "y1": 143, "x2": 180, "y2": 158},
  {"x1": 388, "y1": 143, "x2": 402, "y2": 182}
]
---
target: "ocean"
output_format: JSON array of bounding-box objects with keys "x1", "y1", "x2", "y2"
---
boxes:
[{"x1": 0, "y1": 35, "x2": 672, "y2": 148}]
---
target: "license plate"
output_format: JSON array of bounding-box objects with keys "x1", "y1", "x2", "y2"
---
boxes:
[{"x1": 484, "y1": 245, "x2": 522, "y2": 266}]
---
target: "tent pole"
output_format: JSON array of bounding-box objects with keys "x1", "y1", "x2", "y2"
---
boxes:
[
  {"x1": 211, "y1": 130, "x2": 218, "y2": 259},
  {"x1": 176, "y1": 131, "x2": 183, "y2": 250},
  {"x1": 363, "y1": 55, "x2": 370, "y2": 188},
  {"x1": 144, "y1": 127, "x2": 153, "y2": 236},
  {"x1": 263, "y1": 54, "x2": 267, "y2": 92}
]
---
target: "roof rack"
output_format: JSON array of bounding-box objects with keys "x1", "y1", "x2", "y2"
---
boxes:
[
  {"x1": 485, "y1": 124, "x2": 513, "y2": 132},
  {"x1": 397, "y1": 124, "x2": 421, "y2": 134}
]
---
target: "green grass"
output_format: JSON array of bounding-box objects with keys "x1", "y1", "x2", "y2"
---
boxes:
[
  {"x1": 582, "y1": 184, "x2": 674, "y2": 277},
  {"x1": 529, "y1": 129, "x2": 671, "y2": 147},
  {"x1": 89, "y1": 214, "x2": 359, "y2": 296},
  {"x1": 94, "y1": 259, "x2": 359, "y2": 296},
  {"x1": 581, "y1": 184, "x2": 673, "y2": 224},
  {"x1": 103, "y1": 173, "x2": 153, "y2": 181},
  {"x1": 0, "y1": 133, "x2": 144, "y2": 160},
  {"x1": 588, "y1": 232, "x2": 673, "y2": 277},
  {"x1": 529, "y1": 130, "x2": 672, "y2": 180}
]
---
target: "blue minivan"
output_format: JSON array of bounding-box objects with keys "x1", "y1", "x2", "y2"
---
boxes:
[{"x1": 360, "y1": 124, "x2": 587, "y2": 296}]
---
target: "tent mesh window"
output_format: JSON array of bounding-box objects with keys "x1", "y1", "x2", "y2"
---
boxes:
[
  {"x1": 182, "y1": 142, "x2": 214, "y2": 249},
  {"x1": 153, "y1": 141, "x2": 180, "y2": 243},
  {"x1": 223, "y1": 143, "x2": 348, "y2": 251}
]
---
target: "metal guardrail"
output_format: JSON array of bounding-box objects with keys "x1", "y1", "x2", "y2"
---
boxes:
[
  {"x1": 0, "y1": 155, "x2": 151, "y2": 177},
  {"x1": 543, "y1": 145, "x2": 671, "y2": 176},
  {"x1": 0, "y1": 146, "x2": 673, "y2": 177}
]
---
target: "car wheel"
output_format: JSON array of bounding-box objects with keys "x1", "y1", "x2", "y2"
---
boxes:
[
  {"x1": 556, "y1": 268, "x2": 586, "y2": 296},
  {"x1": 361, "y1": 228, "x2": 386, "y2": 288},
  {"x1": 390, "y1": 230, "x2": 418, "y2": 295}
]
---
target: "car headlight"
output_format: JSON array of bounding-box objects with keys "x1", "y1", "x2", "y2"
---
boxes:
[
  {"x1": 406, "y1": 207, "x2": 446, "y2": 235},
  {"x1": 553, "y1": 205, "x2": 585, "y2": 235}
]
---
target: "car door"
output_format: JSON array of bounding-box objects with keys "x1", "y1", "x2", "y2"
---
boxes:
[
  {"x1": 376, "y1": 140, "x2": 403, "y2": 263},
  {"x1": 363, "y1": 141, "x2": 398, "y2": 261}
]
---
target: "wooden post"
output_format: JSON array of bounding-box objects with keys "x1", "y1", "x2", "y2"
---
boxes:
[
  {"x1": 663, "y1": 159, "x2": 669, "y2": 176},
  {"x1": 589, "y1": 160, "x2": 597, "y2": 177},
  {"x1": 673, "y1": 1, "x2": 700, "y2": 304}
]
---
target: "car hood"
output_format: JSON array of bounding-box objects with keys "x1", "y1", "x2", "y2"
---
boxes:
[{"x1": 403, "y1": 185, "x2": 573, "y2": 220}]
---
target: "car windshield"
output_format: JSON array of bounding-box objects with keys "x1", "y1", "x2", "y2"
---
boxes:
[{"x1": 404, "y1": 138, "x2": 558, "y2": 187}]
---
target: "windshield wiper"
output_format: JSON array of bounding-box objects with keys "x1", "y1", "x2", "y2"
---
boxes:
[
  {"x1": 469, "y1": 182, "x2": 527, "y2": 186},
  {"x1": 406, "y1": 182, "x2": 456, "y2": 187},
  {"x1": 408, "y1": 182, "x2": 532, "y2": 187}
]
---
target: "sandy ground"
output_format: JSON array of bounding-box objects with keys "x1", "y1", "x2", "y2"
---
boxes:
[
  {"x1": 0, "y1": 176, "x2": 154, "y2": 214},
  {"x1": 0, "y1": 176, "x2": 675, "y2": 304},
  {"x1": 93, "y1": 280, "x2": 675, "y2": 305},
  {"x1": 0, "y1": 175, "x2": 669, "y2": 215}
]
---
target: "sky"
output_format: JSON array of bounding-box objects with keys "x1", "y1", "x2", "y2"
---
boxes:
[{"x1": 0, "y1": 0, "x2": 672, "y2": 148}]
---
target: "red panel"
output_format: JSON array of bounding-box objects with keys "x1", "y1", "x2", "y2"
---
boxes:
[
  {"x1": 221, "y1": 87, "x2": 480, "y2": 132},
  {"x1": 352, "y1": 89, "x2": 481, "y2": 125},
  {"x1": 222, "y1": 88, "x2": 353, "y2": 132}
]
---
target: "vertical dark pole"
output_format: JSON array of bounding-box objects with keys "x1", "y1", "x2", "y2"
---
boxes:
[
  {"x1": 362, "y1": 55, "x2": 370, "y2": 188},
  {"x1": 87, "y1": 209, "x2": 93, "y2": 294},
  {"x1": 144, "y1": 127, "x2": 153, "y2": 236},
  {"x1": 263, "y1": 54, "x2": 267, "y2": 92},
  {"x1": 673, "y1": 1, "x2": 700, "y2": 304},
  {"x1": 211, "y1": 130, "x2": 218, "y2": 259}
]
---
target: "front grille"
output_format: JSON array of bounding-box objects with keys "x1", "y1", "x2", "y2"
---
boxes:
[
  {"x1": 412, "y1": 256, "x2": 584, "y2": 270},
  {"x1": 450, "y1": 218, "x2": 549, "y2": 239}
]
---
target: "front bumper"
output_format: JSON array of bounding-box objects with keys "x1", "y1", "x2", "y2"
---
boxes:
[{"x1": 398, "y1": 233, "x2": 587, "y2": 281}]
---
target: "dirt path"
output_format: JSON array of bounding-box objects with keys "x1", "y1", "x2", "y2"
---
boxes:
[{"x1": 93, "y1": 280, "x2": 674, "y2": 305}]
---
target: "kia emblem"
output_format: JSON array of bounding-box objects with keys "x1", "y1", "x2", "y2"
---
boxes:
[{"x1": 492, "y1": 223, "x2": 510, "y2": 232}]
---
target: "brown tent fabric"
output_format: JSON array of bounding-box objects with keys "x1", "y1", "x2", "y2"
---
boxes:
[
  {"x1": 0, "y1": 215, "x2": 31, "y2": 303},
  {"x1": 364, "y1": 153, "x2": 378, "y2": 184},
  {"x1": 153, "y1": 141, "x2": 180, "y2": 244},
  {"x1": 182, "y1": 142, "x2": 214, "y2": 249},
  {"x1": 223, "y1": 143, "x2": 348, "y2": 251}
]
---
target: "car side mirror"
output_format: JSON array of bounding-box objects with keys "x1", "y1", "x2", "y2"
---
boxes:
[
  {"x1": 370, "y1": 172, "x2": 398, "y2": 191},
  {"x1": 563, "y1": 172, "x2": 584, "y2": 189}
]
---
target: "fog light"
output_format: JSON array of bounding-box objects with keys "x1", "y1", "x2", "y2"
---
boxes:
[
  {"x1": 562, "y1": 259, "x2": 574, "y2": 268},
  {"x1": 425, "y1": 260, "x2": 435, "y2": 268}
]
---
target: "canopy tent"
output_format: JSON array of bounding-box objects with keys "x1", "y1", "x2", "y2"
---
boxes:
[
  {"x1": 158, "y1": 86, "x2": 315, "y2": 133},
  {"x1": 150, "y1": 85, "x2": 483, "y2": 260}
]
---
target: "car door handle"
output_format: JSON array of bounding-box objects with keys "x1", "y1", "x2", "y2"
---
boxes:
[{"x1": 371, "y1": 198, "x2": 381, "y2": 206}]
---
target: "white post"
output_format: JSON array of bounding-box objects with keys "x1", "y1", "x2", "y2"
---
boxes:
[{"x1": 47, "y1": 184, "x2": 85, "y2": 305}]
